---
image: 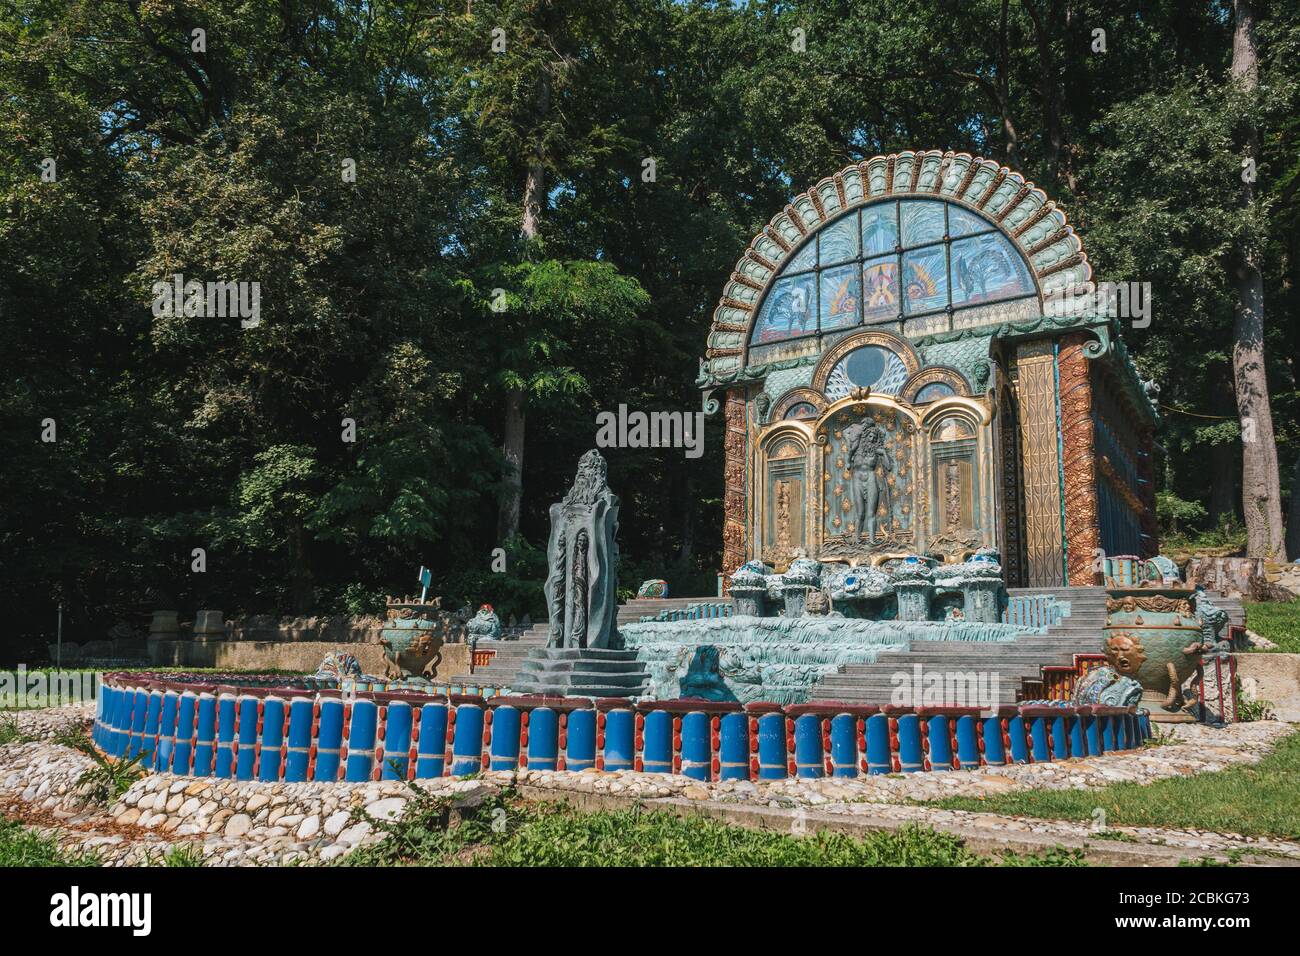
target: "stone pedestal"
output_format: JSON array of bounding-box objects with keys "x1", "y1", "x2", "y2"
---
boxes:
[
  {"x1": 148, "y1": 610, "x2": 179, "y2": 649},
  {"x1": 730, "y1": 585, "x2": 766, "y2": 617},
  {"x1": 894, "y1": 581, "x2": 934, "y2": 621},
  {"x1": 193, "y1": 609, "x2": 225, "y2": 641},
  {"x1": 960, "y1": 579, "x2": 1002, "y2": 623},
  {"x1": 512, "y1": 647, "x2": 650, "y2": 699}
]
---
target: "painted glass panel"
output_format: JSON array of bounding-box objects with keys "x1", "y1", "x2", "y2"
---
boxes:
[
  {"x1": 784, "y1": 402, "x2": 818, "y2": 420},
  {"x1": 902, "y1": 246, "x2": 948, "y2": 315},
  {"x1": 947, "y1": 205, "x2": 992, "y2": 238},
  {"x1": 783, "y1": 239, "x2": 817, "y2": 273},
  {"x1": 950, "y1": 233, "x2": 1035, "y2": 306},
  {"x1": 862, "y1": 257, "x2": 900, "y2": 323},
  {"x1": 818, "y1": 212, "x2": 859, "y2": 265},
  {"x1": 914, "y1": 382, "x2": 956, "y2": 403},
  {"x1": 750, "y1": 273, "x2": 816, "y2": 343},
  {"x1": 899, "y1": 199, "x2": 945, "y2": 246},
  {"x1": 819, "y1": 263, "x2": 860, "y2": 331},
  {"x1": 860, "y1": 202, "x2": 899, "y2": 256}
]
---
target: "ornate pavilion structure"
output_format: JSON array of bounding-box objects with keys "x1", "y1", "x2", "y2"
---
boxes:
[{"x1": 698, "y1": 151, "x2": 1158, "y2": 589}]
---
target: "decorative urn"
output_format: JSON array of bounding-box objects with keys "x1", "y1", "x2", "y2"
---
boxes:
[
  {"x1": 380, "y1": 596, "x2": 445, "y2": 680},
  {"x1": 1103, "y1": 590, "x2": 1204, "y2": 711}
]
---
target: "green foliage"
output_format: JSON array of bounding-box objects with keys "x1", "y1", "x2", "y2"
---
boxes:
[
  {"x1": 1244, "y1": 599, "x2": 1300, "y2": 654},
  {"x1": 1235, "y1": 687, "x2": 1276, "y2": 723},
  {"x1": 925, "y1": 730, "x2": 1300, "y2": 840},
  {"x1": 63, "y1": 733, "x2": 149, "y2": 806},
  {"x1": 0, "y1": 818, "x2": 100, "y2": 867}
]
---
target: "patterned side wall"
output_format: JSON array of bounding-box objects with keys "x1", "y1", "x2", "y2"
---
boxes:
[
  {"x1": 1059, "y1": 333, "x2": 1102, "y2": 585},
  {"x1": 722, "y1": 387, "x2": 748, "y2": 590}
]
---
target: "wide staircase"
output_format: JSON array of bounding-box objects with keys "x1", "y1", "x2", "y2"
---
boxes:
[{"x1": 466, "y1": 597, "x2": 709, "y2": 690}]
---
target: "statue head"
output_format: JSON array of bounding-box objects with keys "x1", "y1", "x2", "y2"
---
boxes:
[
  {"x1": 805, "y1": 589, "x2": 830, "y2": 615},
  {"x1": 1105, "y1": 632, "x2": 1147, "y2": 676},
  {"x1": 564, "y1": 449, "x2": 610, "y2": 508}
]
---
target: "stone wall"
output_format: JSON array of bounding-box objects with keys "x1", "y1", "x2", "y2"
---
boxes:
[
  {"x1": 1237, "y1": 653, "x2": 1300, "y2": 722},
  {"x1": 146, "y1": 640, "x2": 470, "y2": 678}
]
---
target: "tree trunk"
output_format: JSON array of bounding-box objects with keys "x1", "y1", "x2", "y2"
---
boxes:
[
  {"x1": 1230, "y1": 0, "x2": 1285, "y2": 560},
  {"x1": 495, "y1": 55, "x2": 553, "y2": 543}
]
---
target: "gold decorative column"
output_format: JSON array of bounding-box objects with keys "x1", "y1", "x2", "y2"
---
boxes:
[
  {"x1": 721, "y1": 387, "x2": 748, "y2": 590},
  {"x1": 1059, "y1": 333, "x2": 1102, "y2": 584},
  {"x1": 1014, "y1": 341, "x2": 1066, "y2": 587}
]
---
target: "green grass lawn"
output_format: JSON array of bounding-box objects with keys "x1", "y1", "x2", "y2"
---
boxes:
[
  {"x1": 1244, "y1": 600, "x2": 1300, "y2": 653},
  {"x1": 923, "y1": 730, "x2": 1300, "y2": 841},
  {"x1": 0, "y1": 818, "x2": 101, "y2": 866},
  {"x1": 340, "y1": 791, "x2": 1086, "y2": 867}
]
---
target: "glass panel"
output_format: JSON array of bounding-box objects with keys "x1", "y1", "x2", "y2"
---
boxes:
[
  {"x1": 818, "y1": 212, "x2": 858, "y2": 265},
  {"x1": 783, "y1": 239, "x2": 817, "y2": 273},
  {"x1": 914, "y1": 382, "x2": 956, "y2": 403},
  {"x1": 902, "y1": 246, "x2": 948, "y2": 314},
  {"x1": 947, "y1": 205, "x2": 993, "y2": 238},
  {"x1": 750, "y1": 273, "x2": 816, "y2": 344},
  {"x1": 860, "y1": 202, "x2": 899, "y2": 256},
  {"x1": 950, "y1": 233, "x2": 1035, "y2": 306},
  {"x1": 900, "y1": 199, "x2": 946, "y2": 246},
  {"x1": 819, "y1": 263, "x2": 860, "y2": 331},
  {"x1": 784, "y1": 402, "x2": 818, "y2": 420},
  {"x1": 861, "y1": 257, "x2": 900, "y2": 323}
]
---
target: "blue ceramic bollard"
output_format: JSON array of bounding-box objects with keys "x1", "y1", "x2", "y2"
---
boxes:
[
  {"x1": 525, "y1": 707, "x2": 558, "y2": 772},
  {"x1": 897, "y1": 714, "x2": 924, "y2": 772},
  {"x1": 156, "y1": 691, "x2": 179, "y2": 772},
  {"x1": 235, "y1": 696, "x2": 260, "y2": 781},
  {"x1": 640, "y1": 710, "x2": 672, "y2": 774},
  {"x1": 982, "y1": 716, "x2": 1006, "y2": 766},
  {"x1": 140, "y1": 691, "x2": 163, "y2": 770},
  {"x1": 955, "y1": 715, "x2": 980, "y2": 769},
  {"x1": 1115, "y1": 714, "x2": 1129, "y2": 751},
  {"x1": 214, "y1": 694, "x2": 237, "y2": 778},
  {"x1": 450, "y1": 703, "x2": 485, "y2": 776},
  {"x1": 1008, "y1": 714, "x2": 1029, "y2": 764},
  {"x1": 565, "y1": 709, "x2": 596, "y2": 772},
  {"x1": 170, "y1": 692, "x2": 197, "y2": 775},
  {"x1": 719, "y1": 713, "x2": 750, "y2": 780},
  {"x1": 829, "y1": 714, "x2": 857, "y2": 778},
  {"x1": 108, "y1": 687, "x2": 130, "y2": 757},
  {"x1": 602, "y1": 708, "x2": 635, "y2": 772},
  {"x1": 192, "y1": 693, "x2": 217, "y2": 776},
  {"x1": 757, "y1": 712, "x2": 787, "y2": 779},
  {"x1": 680, "y1": 712, "x2": 711, "y2": 781},
  {"x1": 1069, "y1": 712, "x2": 1086, "y2": 758},
  {"x1": 1083, "y1": 713, "x2": 1101, "y2": 756},
  {"x1": 382, "y1": 702, "x2": 414, "y2": 780},
  {"x1": 1101, "y1": 713, "x2": 1116, "y2": 752},
  {"x1": 489, "y1": 705, "x2": 522, "y2": 772},
  {"x1": 259, "y1": 697, "x2": 286, "y2": 782},
  {"x1": 1138, "y1": 712, "x2": 1151, "y2": 742},
  {"x1": 865, "y1": 713, "x2": 892, "y2": 774},
  {"x1": 415, "y1": 702, "x2": 449, "y2": 779},
  {"x1": 284, "y1": 697, "x2": 313, "y2": 782},
  {"x1": 127, "y1": 689, "x2": 149, "y2": 760},
  {"x1": 345, "y1": 699, "x2": 379, "y2": 782},
  {"x1": 314, "y1": 698, "x2": 345, "y2": 781},
  {"x1": 794, "y1": 714, "x2": 824, "y2": 778},
  {"x1": 926, "y1": 715, "x2": 953, "y2": 772},
  {"x1": 1050, "y1": 713, "x2": 1069, "y2": 761},
  {"x1": 1029, "y1": 715, "x2": 1051, "y2": 762}
]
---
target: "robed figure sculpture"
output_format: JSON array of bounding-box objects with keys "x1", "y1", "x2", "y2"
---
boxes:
[{"x1": 544, "y1": 449, "x2": 620, "y2": 649}]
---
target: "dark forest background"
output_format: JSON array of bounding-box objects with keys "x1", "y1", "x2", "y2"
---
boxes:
[{"x1": 2, "y1": 0, "x2": 1297, "y2": 653}]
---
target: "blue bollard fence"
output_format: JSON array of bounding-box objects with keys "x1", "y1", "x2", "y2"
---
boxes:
[
  {"x1": 141, "y1": 691, "x2": 163, "y2": 770},
  {"x1": 794, "y1": 714, "x2": 825, "y2": 779},
  {"x1": 415, "y1": 702, "x2": 448, "y2": 779},
  {"x1": 897, "y1": 714, "x2": 924, "y2": 772},
  {"x1": 284, "y1": 697, "x2": 313, "y2": 782},
  {"x1": 641, "y1": 710, "x2": 672, "y2": 774},
  {"x1": 525, "y1": 707, "x2": 558, "y2": 771},
  {"x1": 1069, "y1": 711, "x2": 1087, "y2": 758},
  {"x1": 680, "y1": 712, "x2": 711, "y2": 781},
  {"x1": 1008, "y1": 713, "x2": 1029, "y2": 764},
  {"x1": 345, "y1": 699, "x2": 379, "y2": 782},
  {"x1": 155, "y1": 692, "x2": 178, "y2": 772},
  {"x1": 214, "y1": 694, "x2": 237, "y2": 778},
  {"x1": 450, "y1": 703, "x2": 485, "y2": 776},
  {"x1": 757, "y1": 712, "x2": 787, "y2": 779},
  {"x1": 488, "y1": 705, "x2": 521, "y2": 772},
  {"x1": 983, "y1": 715, "x2": 1007, "y2": 767},
  {"x1": 110, "y1": 687, "x2": 132, "y2": 757},
  {"x1": 314, "y1": 698, "x2": 345, "y2": 781},
  {"x1": 926, "y1": 714, "x2": 952, "y2": 772},
  {"x1": 171, "y1": 692, "x2": 196, "y2": 775},
  {"x1": 955, "y1": 715, "x2": 980, "y2": 769},
  {"x1": 382, "y1": 701, "x2": 414, "y2": 780},
  {"x1": 829, "y1": 714, "x2": 858, "y2": 778},
  {"x1": 1101, "y1": 713, "x2": 1116, "y2": 752},
  {"x1": 193, "y1": 693, "x2": 217, "y2": 776},
  {"x1": 719, "y1": 713, "x2": 749, "y2": 780},
  {"x1": 259, "y1": 697, "x2": 286, "y2": 782},
  {"x1": 602, "y1": 708, "x2": 635, "y2": 772},
  {"x1": 235, "y1": 696, "x2": 260, "y2": 781},
  {"x1": 866, "y1": 713, "x2": 892, "y2": 774},
  {"x1": 1050, "y1": 712, "x2": 1069, "y2": 761},
  {"x1": 1029, "y1": 714, "x2": 1051, "y2": 762},
  {"x1": 565, "y1": 709, "x2": 596, "y2": 772}
]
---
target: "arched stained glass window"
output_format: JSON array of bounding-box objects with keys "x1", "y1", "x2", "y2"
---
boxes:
[{"x1": 749, "y1": 199, "x2": 1038, "y2": 346}]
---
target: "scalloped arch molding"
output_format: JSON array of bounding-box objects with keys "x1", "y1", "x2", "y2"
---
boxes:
[{"x1": 703, "y1": 150, "x2": 1091, "y2": 382}]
